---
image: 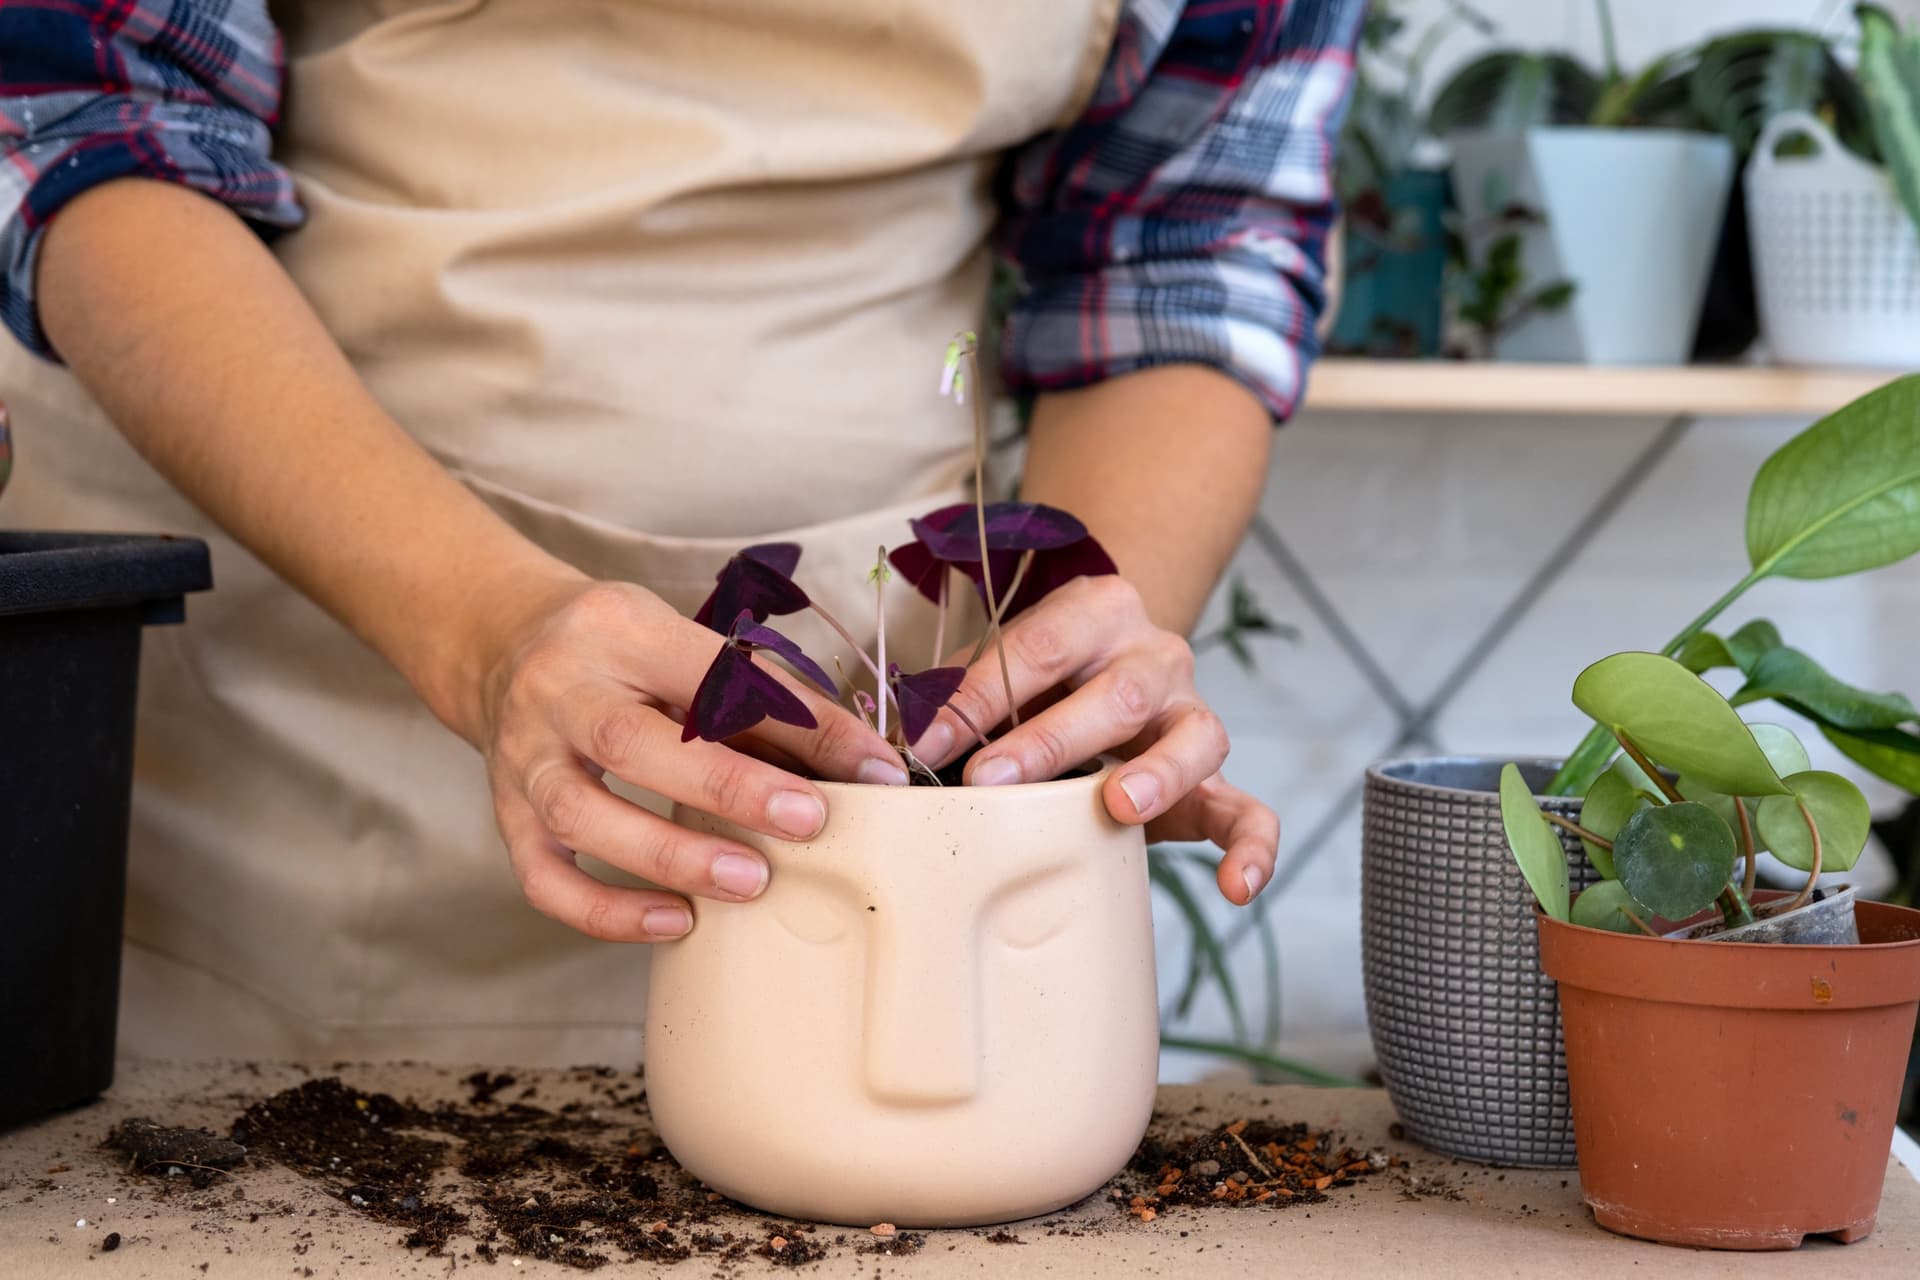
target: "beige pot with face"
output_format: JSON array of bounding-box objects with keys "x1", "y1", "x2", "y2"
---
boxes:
[{"x1": 644, "y1": 767, "x2": 1159, "y2": 1227}]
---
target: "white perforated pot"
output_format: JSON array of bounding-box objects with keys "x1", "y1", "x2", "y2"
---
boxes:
[{"x1": 1747, "y1": 111, "x2": 1920, "y2": 368}]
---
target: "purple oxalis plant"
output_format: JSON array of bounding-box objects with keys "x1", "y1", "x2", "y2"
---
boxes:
[{"x1": 681, "y1": 331, "x2": 1117, "y2": 782}]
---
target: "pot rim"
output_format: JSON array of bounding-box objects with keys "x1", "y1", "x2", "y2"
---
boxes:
[
  {"x1": 1367, "y1": 755, "x2": 1566, "y2": 800},
  {"x1": 1537, "y1": 898, "x2": 1920, "y2": 1010},
  {"x1": 810, "y1": 761, "x2": 1112, "y2": 801}
]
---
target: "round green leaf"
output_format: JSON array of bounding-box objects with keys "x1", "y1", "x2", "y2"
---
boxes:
[
  {"x1": 1676, "y1": 723, "x2": 1810, "y2": 849},
  {"x1": 1613, "y1": 801, "x2": 1739, "y2": 922},
  {"x1": 1754, "y1": 770, "x2": 1873, "y2": 873},
  {"x1": 1746, "y1": 372, "x2": 1920, "y2": 580},
  {"x1": 1571, "y1": 881, "x2": 1645, "y2": 934},
  {"x1": 1577, "y1": 766, "x2": 1648, "y2": 879},
  {"x1": 1499, "y1": 763, "x2": 1569, "y2": 922},
  {"x1": 1572, "y1": 653, "x2": 1790, "y2": 798}
]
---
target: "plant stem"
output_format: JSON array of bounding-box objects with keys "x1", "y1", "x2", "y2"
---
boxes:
[
  {"x1": 962, "y1": 342, "x2": 1020, "y2": 731},
  {"x1": 814, "y1": 601, "x2": 907, "y2": 735},
  {"x1": 1736, "y1": 799, "x2": 1759, "y2": 898},
  {"x1": 1546, "y1": 568, "x2": 1769, "y2": 796},
  {"x1": 968, "y1": 548, "x2": 1036, "y2": 666},
  {"x1": 1619, "y1": 904, "x2": 1660, "y2": 937},
  {"x1": 1540, "y1": 810, "x2": 1610, "y2": 849},
  {"x1": 1786, "y1": 794, "x2": 1825, "y2": 911},
  {"x1": 1155, "y1": 1035, "x2": 1365, "y2": 1088},
  {"x1": 1614, "y1": 731, "x2": 1682, "y2": 803},
  {"x1": 1594, "y1": 0, "x2": 1621, "y2": 83},
  {"x1": 931, "y1": 570, "x2": 950, "y2": 669},
  {"x1": 1719, "y1": 879, "x2": 1756, "y2": 929},
  {"x1": 873, "y1": 545, "x2": 888, "y2": 740}
]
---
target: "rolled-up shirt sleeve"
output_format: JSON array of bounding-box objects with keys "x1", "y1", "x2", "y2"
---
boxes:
[
  {"x1": 998, "y1": 0, "x2": 1365, "y2": 421},
  {"x1": 0, "y1": 0, "x2": 304, "y2": 358}
]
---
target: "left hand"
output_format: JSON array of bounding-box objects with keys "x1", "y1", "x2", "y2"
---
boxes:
[{"x1": 912, "y1": 574, "x2": 1279, "y2": 905}]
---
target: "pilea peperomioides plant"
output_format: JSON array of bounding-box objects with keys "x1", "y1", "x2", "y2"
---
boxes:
[
  {"x1": 680, "y1": 332, "x2": 1116, "y2": 781},
  {"x1": 1501, "y1": 651, "x2": 1878, "y2": 937}
]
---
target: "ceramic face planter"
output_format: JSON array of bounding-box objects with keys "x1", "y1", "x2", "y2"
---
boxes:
[{"x1": 645, "y1": 768, "x2": 1158, "y2": 1227}]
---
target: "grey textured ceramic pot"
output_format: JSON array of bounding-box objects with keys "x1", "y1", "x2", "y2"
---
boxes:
[{"x1": 1361, "y1": 757, "x2": 1602, "y2": 1168}]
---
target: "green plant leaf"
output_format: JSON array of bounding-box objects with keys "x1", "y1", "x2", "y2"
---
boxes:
[
  {"x1": 1755, "y1": 770, "x2": 1873, "y2": 873},
  {"x1": 1726, "y1": 619, "x2": 1785, "y2": 671},
  {"x1": 1499, "y1": 763, "x2": 1569, "y2": 921},
  {"x1": 1744, "y1": 372, "x2": 1920, "y2": 580},
  {"x1": 1577, "y1": 766, "x2": 1647, "y2": 879},
  {"x1": 1571, "y1": 652, "x2": 1790, "y2": 797},
  {"x1": 1428, "y1": 51, "x2": 1602, "y2": 133},
  {"x1": 1730, "y1": 645, "x2": 1919, "y2": 729},
  {"x1": 1148, "y1": 854, "x2": 1246, "y2": 1042},
  {"x1": 1613, "y1": 801, "x2": 1739, "y2": 921},
  {"x1": 1691, "y1": 29, "x2": 1875, "y2": 159},
  {"x1": 1571, "y1": 880, "x2": 1645, "y2": 933},
  {"x1": 1859, "y1": 6, "x2": 1920, "y2": 244},
  {"x1": 1677, "y1": 723, "x2": 1811, "y2": 848},
  {"x1": 1677, "y1": 632, "x2": 1736, "y2": 674},
  {"x1": 1821, "y1": 722, "x2": 1920, "y2": 794}
]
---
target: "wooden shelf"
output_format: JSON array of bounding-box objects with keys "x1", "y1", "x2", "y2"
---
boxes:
[{"x1": 1302, "y1": 359, "x2": 1901, "y2": 417}]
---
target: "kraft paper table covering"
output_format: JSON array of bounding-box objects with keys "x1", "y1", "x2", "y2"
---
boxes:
[{"x1": 1, "y1": 1061, "x2": 1915, "y2": 1278}]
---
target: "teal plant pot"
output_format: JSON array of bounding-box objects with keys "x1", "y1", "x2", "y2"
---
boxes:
[{"x1": 1329, "y1": 169, "x2": 1449, "y2": 357}]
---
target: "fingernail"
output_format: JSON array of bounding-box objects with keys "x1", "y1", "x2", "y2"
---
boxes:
[
  {"x1": 1242, "y1": 864, "x2": 1267, "y2": 903},
  {"x1": 972, "y1": 756, "x2": 1021, "y2": 787},
  {"x1": 916, "y1": 721, "x2": 955, "y2": 762},
  {"x1": 857, "y1": 757, "x2": 911, "y2": 787},
  {"x1": 643, "y1": 907, "x2": 692, "y2": 938},
  {"x1": 712, "y1": 851, "x2": 769, "y2": 899},
  {"x1": 767, "y1": 789, "x2": 825, "y2": 838},
  {"x1": 1118, "y1": 771, "x2": 1160, "y2": 818}
]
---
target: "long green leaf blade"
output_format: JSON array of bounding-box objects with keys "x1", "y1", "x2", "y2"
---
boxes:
[
  {"x1": 1148, "y1": 857, "x2": 1246, "y2": 1041},
  {"x1": 1859, "y1": 5, "x2": 1920, "y2": 239},
  {"x1": 1822, "y1": 722, "x2": 1920, "y2": 793},
  {"x1": 1745, "y1": 372, "x2": 1920, "y2": 580},
  {"x1": 1499, "y1": 763, "x2": 1569, "y2": 921},
  {"x1": 1730, "y1": 645, "x2": 1918, "y2": 729}
]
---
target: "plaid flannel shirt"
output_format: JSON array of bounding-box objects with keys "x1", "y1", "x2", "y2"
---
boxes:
[{"x1": 0, "y1": 0, "x2": 1361, "y2": 419}]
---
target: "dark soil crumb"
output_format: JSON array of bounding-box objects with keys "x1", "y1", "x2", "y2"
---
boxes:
[
  {"x1": 103, "y1": 1074, "x2": 1395, "y2": 1271},
  {"x1": 104, "y1": 1118, "x2": 248, "y2": 1187},
  {"x1": 1113, "y1": 1117, "x2": 1388, "y2": 1220},
  {"x1": 100, "y1": 1232, "x2": 121, "y2": 1253}
]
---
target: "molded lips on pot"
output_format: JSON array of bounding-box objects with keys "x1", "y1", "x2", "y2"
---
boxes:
[
  {"x1": 645, "y1": 767, "x2": 1159, "y2": 1227},
  {"x1": 1539, "y1": 898, "x2": 1920, "y2": 1250}
]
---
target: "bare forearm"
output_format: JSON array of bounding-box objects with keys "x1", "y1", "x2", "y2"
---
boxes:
[
  {"x1": 1021, "y1": 366, "x2": 1270, "y2": 634},
  {"x1": 38, "y1": 179, "x2": 579, "y2": 741}
]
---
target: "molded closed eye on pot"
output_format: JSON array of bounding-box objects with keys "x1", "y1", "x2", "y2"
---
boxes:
[
  {"x1": 769, "y1": 875, "x2": 861, "y2": 945},
  {"x1": 985, "y1": 868, "x2": 1079, "y2": 949}
]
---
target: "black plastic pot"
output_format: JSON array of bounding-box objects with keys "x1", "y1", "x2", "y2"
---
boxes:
[{"x1": 0, "y1": 531, "x2": 211, "y2": 1130}]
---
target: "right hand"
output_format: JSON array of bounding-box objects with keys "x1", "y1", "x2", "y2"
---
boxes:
[{"x1": 469, "y1": 575, "x2": 907, "y2": 943}]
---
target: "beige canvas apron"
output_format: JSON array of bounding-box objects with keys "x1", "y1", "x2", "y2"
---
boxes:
[{"x1": 0, "y1": 0, "x2": 1121, "y2": 1063}]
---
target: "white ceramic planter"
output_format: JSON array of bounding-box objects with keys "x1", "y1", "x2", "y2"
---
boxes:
[
  {"x1": 1448, "y1": 128, "x2": 1734, "y2": 364},
  {"x1": 645, "y1": 768, "x2": 1158, "y2": 1227}
]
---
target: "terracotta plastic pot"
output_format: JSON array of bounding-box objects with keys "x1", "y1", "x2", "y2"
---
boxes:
[
  {"x1": 1540, "y1": 896, "x2": 1920, "y2": 1249},
  {"x1": 645, "y1": 768, "x2": 1158, "y2": 1227}
]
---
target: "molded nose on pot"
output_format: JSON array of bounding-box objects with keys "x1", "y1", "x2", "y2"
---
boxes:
[{"x1": 862, "y1": 915, "x2": 979, "y2": 1106}]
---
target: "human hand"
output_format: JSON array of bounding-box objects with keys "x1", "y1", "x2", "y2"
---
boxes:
[
  {"x1": 473, "y1": 577, "x2": 908, "y2": 942},
  {"x1": 911, "y1": 575, "x2": 1279, "y2": 906}
]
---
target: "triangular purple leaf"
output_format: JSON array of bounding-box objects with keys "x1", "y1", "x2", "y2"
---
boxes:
[
  {"x1": 682, "y1": 644, "x2": 819, "y2": 743},
  {"x1": 889, "y1": 663, "x2": 967, "y2": 745},
  {"x1": 693, "y1": 542, "x2": 809, "y2": 630},
  {"x1": 911, "y1": 502, "x2": 1088, "y2": 561},
  {"x1": 730, "y1": 613, "x2": 838, "y2": 698},
  {"x1": 887, "y1": 539, "x2": 949, "y2": 604},
  {"x1": 952, "y1": 534, "x2": 1117, "y2": 621}
]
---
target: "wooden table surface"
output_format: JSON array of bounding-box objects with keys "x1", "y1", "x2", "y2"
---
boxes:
[{"x1": 2, "y1": 1060, "x2": 1916, "y2": 1278}]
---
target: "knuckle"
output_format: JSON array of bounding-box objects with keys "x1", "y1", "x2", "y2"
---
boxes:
[
  {"x1": 568, "y1": 582, "x2": 641, "y2": 629},
  {"x1": 590, "y1": 706, "x2": 652, "y2": 771},
  {"x1": 1191, "y1": 705, "x2": 1231, "y2": 762},
  {"x1": 1107, "y1": 670, "x2": 1155, "y2": 729},
  {"x1": 519, "y1": 864, "x2": 563, "y2": 920},
  {"x1": 1010, "y1": 621, "x2": 1072, "y2": 682},
  {"x1": 811, "y1": 708, "x2": 863, "y2": 761},
  {"x1": 699, "y1": 757, "x2": 754, "y2": 818},
  {"x1": 1155, "y1": 631, "x2": 1196, "y2": 679},
  {"x1": 576, "y1": 887, "x2": 621, "y2": 941},
  {"x1": 1082, "y1": 573, "x2": 1141, "y2": 616},
  {"x1": 530, "y1": 768, "x2": 592, "y2": 844},
  {"x1": 1023, "y1": 718, "x2": 1075, "y2": 775}
]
